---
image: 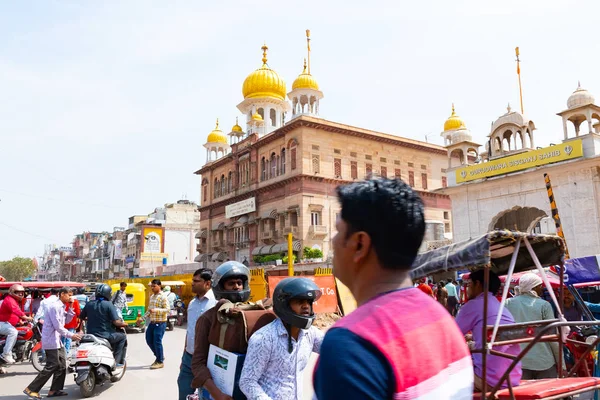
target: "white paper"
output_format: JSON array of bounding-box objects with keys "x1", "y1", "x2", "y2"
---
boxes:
[{"x1": 207, "y1": 345, "x2": 241, "y2": 396}]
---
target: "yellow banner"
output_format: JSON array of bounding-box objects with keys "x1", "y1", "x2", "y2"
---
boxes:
[
  {"x1": 335, "y1": 278, "x2": 357, "y2": 316},
  {"x1": 455, "y1": 140, "x2": 583, "y2": 183},
  {"x1": 248, "y1": 268, "x2": 267, "y2": 303},
  {"x1": 140, "y1": 252, "x2": 168, "y2": 261}
]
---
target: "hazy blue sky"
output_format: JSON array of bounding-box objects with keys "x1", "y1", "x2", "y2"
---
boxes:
[{"x1": 0, "y1": 0, "x2": 596, "y2": 260}]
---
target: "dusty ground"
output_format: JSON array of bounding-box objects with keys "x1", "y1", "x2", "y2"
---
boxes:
[{"x1": 314, "y1": 312, "x2": 342, "y2": 329}]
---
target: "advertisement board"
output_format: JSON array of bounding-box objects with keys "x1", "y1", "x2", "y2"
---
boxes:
[
  {"x1": 268, "y1": 275, "x2": 338, "y2": 313},
  {"x1": 142, "y1": 226, "x2": 164, "y2": 253},
  {"x1": 225, "y1": 197, "x2": 256, "y2": 219}
]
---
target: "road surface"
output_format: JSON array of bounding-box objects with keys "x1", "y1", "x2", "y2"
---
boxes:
[{"x1": 1, "y1": 325, "x2": 317, "y2": 399}]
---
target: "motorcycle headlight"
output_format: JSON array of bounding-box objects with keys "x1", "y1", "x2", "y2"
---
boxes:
[{"x1": 586, "y1": 335, "x2": 598, "y2": 345}]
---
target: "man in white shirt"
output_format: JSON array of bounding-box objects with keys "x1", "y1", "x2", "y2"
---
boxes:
[
  {"x1": 34, "y1": 289, "x2": 59, "y2": 324},
  {"x1": 177, "y1": 269, "x2": 216, "y2": 400},
  {"x1": 239, "y1": 278, "x2": 324, "y2": 400}
]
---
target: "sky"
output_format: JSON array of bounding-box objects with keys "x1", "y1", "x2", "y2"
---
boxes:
[{"x1": 0, "y1": 0, "x2": 597, "y2": 260}]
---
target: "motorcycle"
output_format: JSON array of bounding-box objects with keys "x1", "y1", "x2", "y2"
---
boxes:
[
  {"x1": 0, "y1": 322, "x2": 39, "y2": 367},
  {"x1": 71, "y1": 333, "x2": 126, "y2": 398},
  {"x1": 174, "y1": 299, "x2": 186, "y2": 327},
  {"x1": 167, "y1": 308, "x2": 178, "y2": 331},
  {"x1": 564, "y1": 326, "x2": 598, "y2": 376}
]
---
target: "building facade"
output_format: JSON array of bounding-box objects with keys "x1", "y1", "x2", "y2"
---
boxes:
[
  {"x1": 441, "y1": 84, "x2": 600, "y2": 258},
  {"x1": 195, "y1": 38, "x2": 454, "y2": 269}
]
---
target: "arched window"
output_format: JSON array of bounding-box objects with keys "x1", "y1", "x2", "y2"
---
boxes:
[
  {"x1": 281, "y1": 148, "x2": 286, "y2": 174},
  {"x1": 261, "y1": 157, "x2": 266, "y2": 181},
  {"x1": 202, "y1": 180, "x2": 208, "y2": 202},
  {"x1": 220, "y1": 175, "x2": 225, "y2": 195},
  {"x1": 214, "y1": 178, "x2": 219, "y2": 198},
  {"x1": 270, "y1": 153, "x2": 277, "y2": 178},
  {"x1": 228, "y1": 171, "x2": 233, "y2": 192},
  {"x1": 258, "y1": 108, "x2": 265, "y2": 120},
  {"x1": 270, "y1": 109, "x2": 277, "y2": 127}
]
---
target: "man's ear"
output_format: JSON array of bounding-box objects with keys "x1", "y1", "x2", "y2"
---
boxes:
[{"x1": 351, "y1": 231, "x2": 371, "y2": 265}]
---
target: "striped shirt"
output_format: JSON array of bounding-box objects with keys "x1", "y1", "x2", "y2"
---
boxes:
[{"x1": 148, "y1": 292, "x2": 169, "y2": 323}]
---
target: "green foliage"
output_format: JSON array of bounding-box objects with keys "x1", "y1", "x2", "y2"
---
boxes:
[
  {"x1": 282, "y1": 254, "x2": 297, "y2": 263},
  {"x1": 0, "y1": 257, "x2": 37, "y2": 281},
  {"x1": 253, "y1": 253, "x2": 287, "y2": 264},
  {"x1": 303, "y1": 247, "x2": 324, "y2": 259}
]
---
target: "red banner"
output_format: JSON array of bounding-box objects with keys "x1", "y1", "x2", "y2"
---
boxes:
[{"x1": 268, "y1": 275, "x2": 338, "y2": 313}]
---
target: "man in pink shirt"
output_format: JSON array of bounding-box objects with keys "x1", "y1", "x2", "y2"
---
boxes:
[{"x1": 0, "y1": 284, "x2": 33, "y2": 364}]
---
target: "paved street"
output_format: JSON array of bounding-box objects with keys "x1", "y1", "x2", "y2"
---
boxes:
[{"x1": 1, "y1": 325, "x2": 317, "y2": 399}]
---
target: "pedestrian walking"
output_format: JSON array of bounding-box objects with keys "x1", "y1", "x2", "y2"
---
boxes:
[
  {"x1": 111, "y1": 282, "x2": 129, "y2": 320},
  {"x1": 177, "y1": 268, "x2": 216, "y2": 400},
  {"x1": 145, "y1": 279, "x2": 169, "y2": 369},
  {"x1": 313, "y1": 177, "x2": 473, "y2": 399},
  {"x1": 61, "y1": 295, "x2": 81, "y2": 356},
  {"x1": 239, "y1": 278, "x2": 324, "y2": 400},
  {"x1": 23, "y1": 287, "x2": 82, "y2": 399}
]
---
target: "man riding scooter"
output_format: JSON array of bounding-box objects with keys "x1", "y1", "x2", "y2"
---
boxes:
[
  {"x1": 79, "y1": 284, "x2": 127, "y2": 366},
  {"x1": 0, "y1": 284, "x2": 33, "y2": 364}
]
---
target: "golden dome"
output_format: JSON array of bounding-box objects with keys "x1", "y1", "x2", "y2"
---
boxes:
[
  {"x1": 206, "y1": 119, "x2": 228, "y2": 145},
  {"x1": 444, "y1": 104, "x2": 466, "y2": 131},
  {"x1": 242, "y1": 45, "x2": 286, "y2": 101},
  {"x1": 231, "y1": 117, "x2": 243, "y2": 133},
  {"x1": 292, "y1": 60, "x2": 319, "y2": 91},
  {"x1": 252, "y1": 112, "x2": 263, "y2": 122}
]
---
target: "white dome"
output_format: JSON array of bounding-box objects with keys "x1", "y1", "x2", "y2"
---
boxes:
[
  {"x1": 567, "y1": 83, "x2": 595, "y2": 109},
  {"x1": 489, "y1": 104, "x2": 531, "y2": 136}
]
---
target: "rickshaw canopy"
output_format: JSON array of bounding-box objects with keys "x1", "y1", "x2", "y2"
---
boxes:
[
  {"x1": 153, "y1": 281, "x2": 185, "y2": 287},
  {"x1": 411, "y1": 230, "x2": 565, "y2": 280}
]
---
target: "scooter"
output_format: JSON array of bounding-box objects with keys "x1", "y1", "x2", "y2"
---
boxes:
[
  {"x1": 174, "y1": 299, "x2": 186, "y2": 326},
  {"x1": 71, "y1": 333, "x2": 126, "y2": 398},
  {"x1": 167, "y1": 308, "x2": 178, "y2": 331},
  {"x1": 0, "y1": 322, "x2": 39, "y2": 367}
]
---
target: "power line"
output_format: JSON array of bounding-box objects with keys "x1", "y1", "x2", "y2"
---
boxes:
[{"x1": 0, "y1": 221, "x2": 62, "y2": 243}]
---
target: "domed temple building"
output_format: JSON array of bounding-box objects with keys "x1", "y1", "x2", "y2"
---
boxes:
[
  {"x1": 441, "y1": 83, "x2": 600, "y2": 258},
  {"x1": 194, "y1": 35, "x2": 454, "y2": 269}
]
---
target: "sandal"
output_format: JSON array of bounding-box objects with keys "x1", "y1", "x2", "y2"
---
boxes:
[
  {"x1": 23, "y1": 389, "x2": 42, "y2": 399},
  {"x1": 47, "y1": 390, "x2": 69, "y2": 397}
]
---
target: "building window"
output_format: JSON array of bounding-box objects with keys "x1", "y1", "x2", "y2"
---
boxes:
[
  {"x1": 221, "y1": 175, "x2": 226, "y2": 195},
  {"x1": 365, "y1": 155, "x2": 372, "y2": 161},
  {"x1": 311, "y1": 212, "x2": 320, "y2": 226},
  {"x1": 290, "y1": 211, "x2": 298, "y2": 226},
  {"x1": 445, "y1": 223, "x2": 451, "y2": 233},
  {"x1": 228, "y1": 171, "x2": 233, "y2": 192},
  {"x1": 381, "y1": 166, "x2": 387, "y2": 178},
  {"x1": 270, "y1": 153, "x2": 277, "y2": 178},
  {"x1": 202, "y1": 182, "x2": 207, "y2": 202},
  {"x1": 394, "y1": 160, "x2": 400, "y2": 165},
  {"x1": 214, "y1": 178, "x2": 219, "y2": 198},
  {"x1": 334, "y1": 158, "x2": 342, "y2": 178},
  {"x1": 365, "y1": 163, "x2": 372, "y2": 178},
  {"x1": 280, "y1": 148, "x2": 286, "y2": 174},
  {"x1": 380, "y1": 157, "x2": 387, "y2": 163},
  {"x1": 442, "y1": 176, "x2": 447, "y2": 188},
  {"x1": 408, "y1": 162, "x2": 414, "y2": 167},
  {"x1": 408, "y1": 171, "x2": 415, "y2": 187},
  {"x1": 312, "y1": 144, "x2": 320, "y2": 150},
  {"x1": 312, "y1": 154, "x2": 320, "y2": 174},
  {"x1": 351, "y1": 161, "x2": 358, "y2": 179},
  {"x1": 394, "y1": 168, "x2": 401, "y2": 179},
  {"x1": 291, "y1": 147, "x2": 297, "y2": 170},
  {"x1": 279, "y1": 214, "x2": 285, "y2": 231},
  {"x1": 350, "y1": 152, "x2": 357, "y2": 158},
  {"x1": 421, "y1": 173, "x2": 428, "y2": 189},
  {"x1": 334, "y1": 149, "x2": 341, "y2": 154},
  {"x1": 261, "y1": 157, "x2": 266, "y2": 181},
  {"x1": 421, "y1": 164, "x2": 427, "y2": 170},
  {"x1": 444, "y1": 211, "x2": 450, "y2": 220}
]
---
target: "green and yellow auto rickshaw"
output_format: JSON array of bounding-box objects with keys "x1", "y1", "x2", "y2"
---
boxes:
[{"x1": 110, "y1": 282, "x2": 146, "y2": 333}]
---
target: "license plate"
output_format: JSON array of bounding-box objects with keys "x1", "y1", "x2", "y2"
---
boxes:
[{"x1": 76, "y1": 366, "x2": 90, "y2": 370}]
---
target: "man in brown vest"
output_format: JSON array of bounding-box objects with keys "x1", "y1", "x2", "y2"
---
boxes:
[{"x1": 191, "y1": 261, "x2": 275, "y2": 400}]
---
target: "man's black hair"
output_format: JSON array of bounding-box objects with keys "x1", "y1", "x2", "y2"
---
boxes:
[
  {"x1": 59, "y1": 286, "x2": 73, "y2": 295},
  {"x1": 470, "y1": 269, "x2": 502, "y2": 294},
  {"x1": 194, "y1": 268, "x2": 213, "y2": 281},
  {"x1": 120, "y1": 282, "x2": 127, "y2": 286},
  {"x1": 50, "y1": 288, "x2": 59, "y2": 295},
  {"x1": 336, "y1": 177, "x2": 425, "y2": 270},
  {"x1": 151, "y1": 279, "x2": 162, "y2": 286}
]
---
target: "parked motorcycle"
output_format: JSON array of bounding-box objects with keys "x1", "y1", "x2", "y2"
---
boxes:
[
  {"x1": 174, "y1": 299, "x2": 186, "y2": 326},
  {"x1": 167, "y1": 308, "x2": 178, "y2": 331},
  {"x1": 71, "y1": 333, "x2": 126, "y2": 398},
  {"x1": 564, "y1": 326, "x2": 598, "y2": 376},
  {"x1": 0, "y1": 322, "x2": 40, "y2": 367}
]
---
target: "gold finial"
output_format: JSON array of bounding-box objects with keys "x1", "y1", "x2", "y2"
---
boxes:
[
  {"x1": 303, "y1": 58, "x2": 308, "y2": 73},
  {"x1": 306, "y1": 29, "x2": 311, "y2": 75},
  {"x1": 215, "y1": 118, "x2": 219, "y2": 129},
  {"x1": 451, "y1": 103, "x2": 456, "y2": 116},
  {"x1": 578, "y1": 80, "x2": 582, "y2": 89},
  {"x1": 261, "y1": 44, "x2": 268, "y2": 65},
  {"x1": 236, "y1": 116, "x2": 239, "y2": 124}
]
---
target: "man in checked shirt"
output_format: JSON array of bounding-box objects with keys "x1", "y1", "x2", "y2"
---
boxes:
[{"x1": 145, "y1": 279, "x2": 170, "y2": 369}]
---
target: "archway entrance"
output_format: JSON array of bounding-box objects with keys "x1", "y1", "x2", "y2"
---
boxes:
[{"x1": 489, "y1": 206, "x2": 549, "y2": 232}]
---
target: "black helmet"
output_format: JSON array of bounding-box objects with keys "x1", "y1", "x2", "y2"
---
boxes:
[
  {"x1": 273, "y1": 278, "x2": 322, "y2": 330},
  {"x1": 212, "y1": 261, "x2": 250, "y2": 303},
  {"x1": 95, "y1": 283, "x2": 112, "y2": 300}
]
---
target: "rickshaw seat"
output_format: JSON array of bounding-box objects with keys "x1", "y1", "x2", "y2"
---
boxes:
[{"x1": 473, "y1": 377, "x2": 600, "y2": 399}]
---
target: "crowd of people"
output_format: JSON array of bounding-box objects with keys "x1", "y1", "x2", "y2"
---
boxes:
[{"x1": 2, "y1": 176, "x2": 597, "y2": 399}]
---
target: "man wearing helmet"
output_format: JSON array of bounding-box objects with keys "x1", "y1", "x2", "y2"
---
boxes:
[
  {"x1": 80, "y1": 283, "x2": 128, "y2": 366},
  {"x1": 239, "y1": 277, "x2": 324, "y2": 400},
  {"x1": 191, "y1": 261, "x2": 275, "y2": 400},
  {"x1": 0, "y1": 284, "x2": 33, "y2": 364}
]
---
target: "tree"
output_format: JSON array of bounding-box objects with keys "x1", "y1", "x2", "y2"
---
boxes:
[{"x1": 0, "y1": 257, "x2": 37, "y2": 281}]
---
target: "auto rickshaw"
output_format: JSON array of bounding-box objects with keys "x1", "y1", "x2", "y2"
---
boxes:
[
  {"x1": 412, "y1": 230, "x2": 600, "y2": 399},
  {"x1": 110, "y1": 282, "x2": 146, "y2": 333}
]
